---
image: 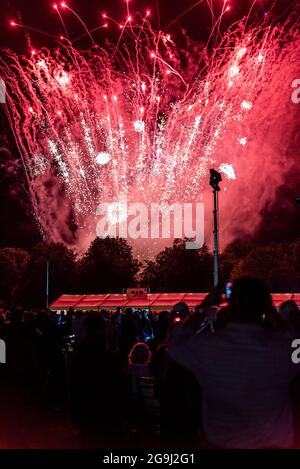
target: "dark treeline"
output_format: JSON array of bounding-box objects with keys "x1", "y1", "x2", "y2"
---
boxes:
[{"x1": 1, "y1": 237, "x2": 300, "y2": 308}]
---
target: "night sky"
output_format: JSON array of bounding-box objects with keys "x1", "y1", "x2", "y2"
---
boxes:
[
  {"x1": 0, "y1": 0, "x2": 299, "y2": 251},
  {"x1": 0, "y1": 0, "x2": 294, "y2": 49}
]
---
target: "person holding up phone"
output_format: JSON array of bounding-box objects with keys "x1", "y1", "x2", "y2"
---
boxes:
[{"x1": 168, "y1": 277, "x2": 300, "y2": 448}]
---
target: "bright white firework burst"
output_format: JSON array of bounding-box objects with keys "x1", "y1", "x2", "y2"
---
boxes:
[
  {"x1": 134, "y1": 120, "x2": 145, "y2": 133},
  {"x1": 95, "y1": 152, "x2": 111, "y2": 165}
]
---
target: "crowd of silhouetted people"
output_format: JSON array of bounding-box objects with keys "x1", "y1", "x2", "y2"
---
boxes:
[{"x1": 0, "y1": 276, "x2": 300, "y2": 449}]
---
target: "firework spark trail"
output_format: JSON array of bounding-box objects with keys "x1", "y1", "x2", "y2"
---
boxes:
[{"x1": 1, "y1": 6, "x2": 300, "y2": 254}]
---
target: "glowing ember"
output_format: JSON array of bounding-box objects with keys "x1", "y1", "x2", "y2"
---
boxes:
[
  {"x1": 241, "y1": 101, "x2": 253, "y2": 111},
  {"x1": 238, "y1": 137, "x2": 247, "y2": 146}
]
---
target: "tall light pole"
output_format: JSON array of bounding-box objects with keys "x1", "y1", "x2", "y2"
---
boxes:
[
  {"x1": 46, "y1": 256, "x2": 50, "y2": 309},
  {"x1": 209, "y1": 169, "x2": 222, "y2": 287}
]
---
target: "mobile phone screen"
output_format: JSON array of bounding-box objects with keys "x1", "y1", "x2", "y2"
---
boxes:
[{"x1": 225, "y1": 282, "x2": 232, "y2": 300}]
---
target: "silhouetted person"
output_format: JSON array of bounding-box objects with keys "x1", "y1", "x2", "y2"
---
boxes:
[
  {"x1": 156, "y1": 303, "x2": 202, "y2": 448},
  {"x1": 37, "y1": 309, "x2": 66, "y2": 408},
  {"x1": 279, "y1": 300, "x2": 300, "y2": 333},
  {"x1": 170, "y1": 302, "x2": 189, "y2": 324},
  {"x1": 139, "y1": 310, "x2": 154, "y2": 343},
  {"x1": 71, "y1": 310, "x2": 85, "y2": 346},
  {"x1": 119, "y1": 308, "x2": 139, "y2": 363},
  {"x1": 279, "y1": 300, "x2": 300, "y2": 446},
  {"x1": 154, "y1": 310, "x2": 170, "y2": 347},
  {"x1": 128, "y1": 342, "x2": 152, "y2": 394},
  {"x1": 71, "y1": 313, "x2": 123, "y2": 436},
  {"x1": 169, "y1": 277, "x2": 300, "y2": 448},
  {"x1": 4, "y1": 310, "x2": 41, "y2": 403}
]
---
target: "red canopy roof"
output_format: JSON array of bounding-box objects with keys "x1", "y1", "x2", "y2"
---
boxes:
[
  {"x1": 50, "y1": 292, "x2": 208, "y2": 310},
  {"x1": 50, "y1": 292, "x2": 299, "y2": 310}
]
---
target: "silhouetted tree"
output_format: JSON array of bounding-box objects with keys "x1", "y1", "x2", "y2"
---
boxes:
[
  {"x1": 231, "y1": 243, "x2": 300, "y2": 292},
  {"x1": 219, "y1": 239, "x2": 260, "y2": 281},
  {"x1": 78, "y1": 237, "x2": 140, "y2": 293},
  {"x1": 19, "y1": 242, "x2": 77, "y2": 307},
  {"x1": 140, "y1": 239, "x2": 213, "y2": 292},
  {"x1": 0, "y1": 247, "x2": 29, "y2": 306}
]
